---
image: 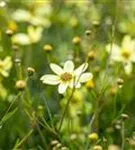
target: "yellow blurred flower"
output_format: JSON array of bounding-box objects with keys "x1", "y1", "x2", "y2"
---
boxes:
[
  {"x1": 106, "y1": 35, "x2": 135, "y2": 74},
  {"x1": 8, "y1": 21, "x2": 18, "y2": 32},
  {"x1": 0, "y1": 56, "x2": 12, "y2": 78},
  {"x1": 12, "y1": 2, "x2": 52, "y2": 27},
  {"x1": 12, "y1": 26, "x2": 43, "y2": 45},
  {"x1": 28, "y1": 26, "x2": 43, "y2": 43},
  {"x1": 86, "y1": 79, "x2": 95, "y2": 89}
]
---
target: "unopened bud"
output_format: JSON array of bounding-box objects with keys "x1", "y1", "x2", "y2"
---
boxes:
[
  {"x1": 117, "y1": 78, "x2": 124, "y2": 86},
  {"x1": 61, "y1": 146, "x2": 68, "y2": 150},
  {"x1": 93, "y1": 145, "x2": 102, "y2": 150},
  {"x1": 55, "y1": 143, "x2": 62, "y2": 148},
  {"x1": 72, "y1": 36, "x2": 81, "y2": 45},
  {"x1": 14, "y1": 58, "x2": 21, "y2": 64},
  {"x1": 108, "y1": 144, "x2": 120, "y2": 150},
  {"x1": 27, "y1": 67, "x2": 35, "y2": 76},
  {"x1": 43, "y1": 44, "x2": 53, "y2": 52},
  {"x1": 92, "y1": 20, "x2": 100, "y2": 28},
  {"x1": 6, "y1": 29, "x2": 13, "y2": 36},
  {"x1": 121, "y1": 113, "x2": 129, "y2": 121},
  {"x1": 51, "y1": 140, "x2": 59, "y2": 146},
  {"x1": 15, "y1": 80, "x2": 26, "y2": 90},
  {"x1": 87, "y1": 51, "x2": 96, "y2": 61},
  {"x1": 85, "y1": 30, "x2": 92, "y2": 36},
  {"x1": 88, "y1": 133, "x2": 99, "y2": 142}
]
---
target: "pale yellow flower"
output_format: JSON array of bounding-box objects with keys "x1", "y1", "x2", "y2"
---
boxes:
[
  {"x1": 12, "y1": 26, "x2": 43, "y2": 45},
  {"x1": 40, "y1": 60, "x2": 93, "y2": 94},
  {"x1": 0, "y1": 56, "x2": 12, "y2": 78},
  {"x1": 106, "y1": 35, "x2": 135, "y2": 74},
  {"x1": 12, "y1": 2, "x2": 52, "y2": 27}
]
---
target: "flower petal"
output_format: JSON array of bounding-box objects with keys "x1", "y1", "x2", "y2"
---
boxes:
[
  {"x1": 50, "y1": 63, "x2": 64, "y2": 75},
  {"x1": 74, "y1": 63, "x2": 88, "y2": 76},
  {"x1": 40, "y1": 75, "x2": 60, "y2": 85},
  {"x1": 79, "y1": 73, "x2": 93, "y2": 83},
  {"x1": 58, "y1": 83, "x2": 68, "y2": 94},
  {"x1": 122, "y1": 35, "x2": 132, "y2": 50},
  {"x1": 64, "y1": 60, "x2": 74, "y2": 72},
  {"x1": 124, "y1": 62, "x2": 132, "y2": 75},
  {"x1": 12, "y1": 33, "x2": 31, "y2": 45},
  {"x1": 106, "y1": 44, "x2": 121, "y2": 62}
]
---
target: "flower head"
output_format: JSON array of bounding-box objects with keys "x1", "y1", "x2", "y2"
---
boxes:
[
  {"x1": 40, "y1": 60, "x2": 93, "y2": 94},
  {"x1": 106, "y1": 35, "x2": 135, "y2": 74},
  {"x1": 12, "y1": 26, "x2": 43, "y2": 45}
]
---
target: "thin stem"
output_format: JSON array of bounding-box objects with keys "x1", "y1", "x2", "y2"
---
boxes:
[
  {"x1": 42, "y1": 93, "x2": 55, "y2": 131},
  {"x1": 24, "y1": 109, "x2": 58, "y2": 136},
  {"x1": 121, "y1": 122, "x2": 125, "y2": 150},
  {"x1": 0, "y1": 92, "x2": 21, "y2": 125},
  {"x1": 36, "y1": 123, "x2": 47, "y2": 149},
  {"x1": 102, "y1": 0, "x2": 120, "y2": 90},
  {"x1": 58, "y1": 87, "x2": 75, "y2": 132},
  {"x1": 89, "y1": 0, "x2": 120, "y2": 134},
  {"x1": 13, "y1": 129, "x2": 33, "y2": 149},
  {"x1": 112, "y1": 91, "x2": 118, "y2": 118}
]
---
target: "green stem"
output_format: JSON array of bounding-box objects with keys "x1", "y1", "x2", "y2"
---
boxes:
[
  {"x1": 42, "y1": 93, "x2": 55, "y2": 131},
  {"x1": 13, "y1": 129, "x2": 33, "y2": 149},
  {"x1": 36, "y1": 123, "x2": 47, "y2": 149},
  {"x1": 121, "y1": 122, "x2": 125, "y2": 150},
  {"x1": 0, "y1": 92, "x2": 21, "y2": 125},
  {"x1": 58, "y1": 88, "x2": 75, "y2": 132}
]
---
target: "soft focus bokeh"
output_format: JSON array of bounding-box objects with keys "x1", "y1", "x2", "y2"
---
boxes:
[{"x1": 0, "y1": 0, "x2": 135, "y2": 149}]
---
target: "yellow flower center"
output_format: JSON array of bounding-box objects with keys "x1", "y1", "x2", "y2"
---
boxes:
[
  {"x1": 121, "y1": 50, "x2": 131, "y2": 59},
  {"x1": 60, "y1": 72, "x2": 72, "y2": 82}
]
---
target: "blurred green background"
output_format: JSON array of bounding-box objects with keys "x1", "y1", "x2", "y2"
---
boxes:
[{"x1": 0, "y1": 0, "x2": 135, "y2": 149}]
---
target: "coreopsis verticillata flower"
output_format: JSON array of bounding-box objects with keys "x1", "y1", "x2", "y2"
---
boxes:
[
  {"x1": 12, "y1": 26, "x2": 43, "y2": 45},
  {"x1": 40, "y1": 60, "x2": 93, "y2": 94},
  {"x1": 106, "y1": 35, "x2": 135, "y2": 74},
  {"x1": 12, "y1": 1, "x2": 52, "y2": 27}
]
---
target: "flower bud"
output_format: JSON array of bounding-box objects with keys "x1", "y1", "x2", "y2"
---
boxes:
[
  {"x1": 108, "y1": 144, "x2": 120, "y2": 150},
  {"x1": 43, "y1": 44, "x2": 53, "y2": 52},
  {"x1": 61, "y1": 146, "x2": 68, "y2": 150},
  {"x1": 15, "y1": 80, "x2": 26, "y2": 90},
  {"x1": 92, "y1": 20, "x2": 100, "y2": 28},
  {"x1": 55, "y1": 143, "x2": 62, "y2": 149},
  {"x1": 93, "y1": 145, "x2": 102, "y2": 150},
  {"x1": 117, "y1": 78, "x2": 124, "y2": 86},
  {"x1": 14, "y1": 58, "x2": 21, "y2": 64},
  {"x1": 121, "y1": 113, "x2": 129, "y2": 121},
  {"x1": 88, "y1": 132, "x2": 99, "y2": 142},
  {"x1": 27, "y1": 67, "x2": 35, "y2": 76},
  {"x1": 72, "y1": 36, "x2": 81, "y2": 45},
  {"x1": 85, "y1": 30, "x2": 92, "y2": 36},
  {"x1": 6, "y1": 29, "x2": 13, "y2": 36},
  {"x1": 51, "y1": 140, "x2": 59, "y2": 146},
  {"x1": 87, "y1": 51, "x2": 96, "y2": 61}
]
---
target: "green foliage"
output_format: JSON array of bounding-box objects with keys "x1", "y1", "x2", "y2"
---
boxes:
[{"x1": 0, "y1": 0, "x2": 135, "y2": 149}]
